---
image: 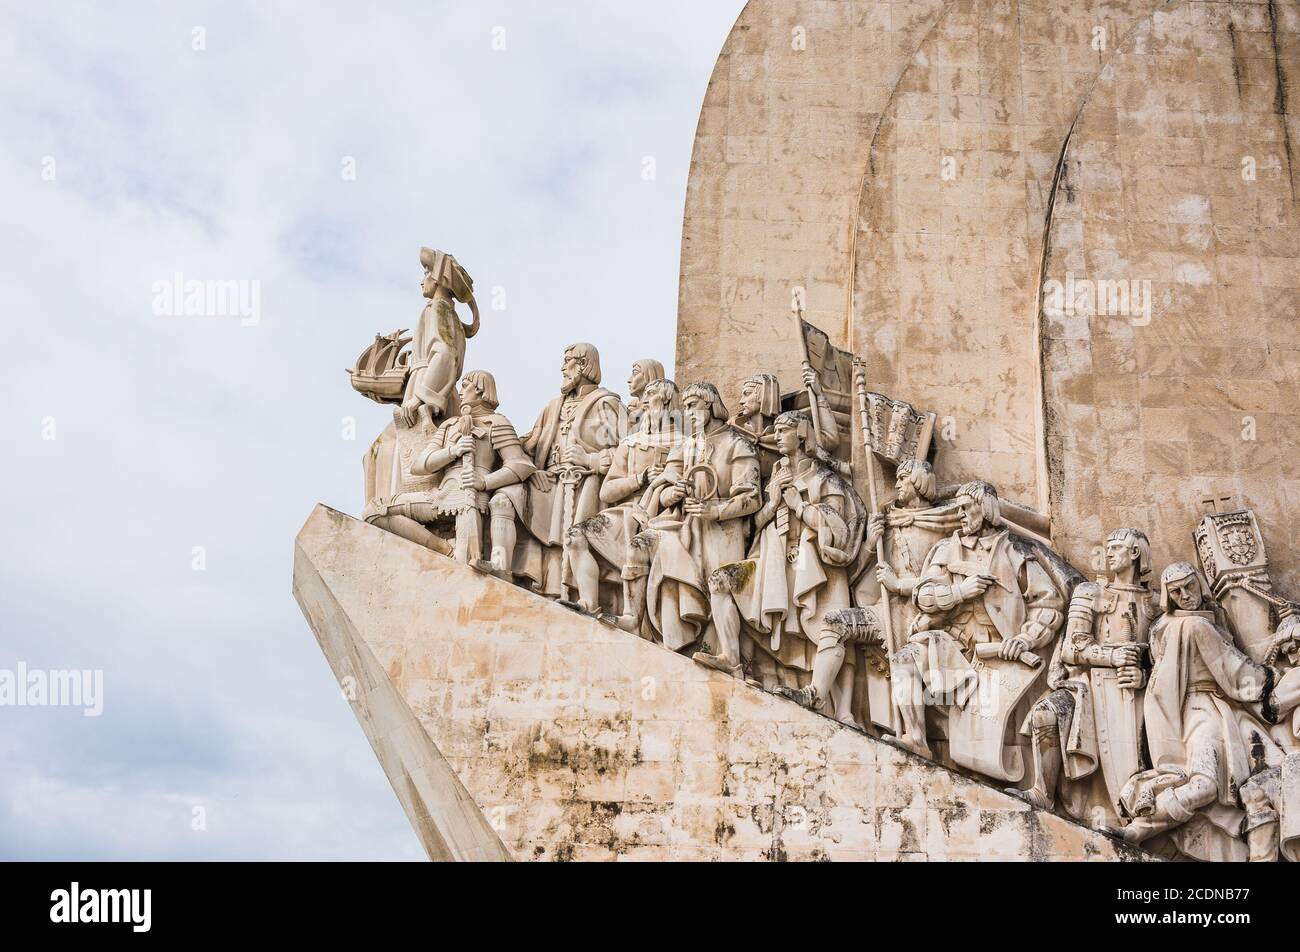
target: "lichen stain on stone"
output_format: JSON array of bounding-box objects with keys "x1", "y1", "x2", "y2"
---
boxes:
[
  {"x1": 884, "y1": 806, "x2": 922, "y2": 853},
  {"x1": 938, "y1": 800, "x2": 968, "y2": 838},
  {"x1": 709, "y1": 560, "x2": 754, "y2": 595}
]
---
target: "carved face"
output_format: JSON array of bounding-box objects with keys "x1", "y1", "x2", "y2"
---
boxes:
[
  {"x1": 645, "y1": 385, "x2": 667, "y2": 418},
  {"x1": 683, "y1": 394, "x2": 711, "y2": 435},
  {"x1": 895, "y1": 471, "x2": 918, "y2": 505},
  {"x1": 774, "y1": 421, "x2": 801, "y2": 457},
  {"x1": 459, "y1": 376, "x2": 483, "y2": 408},
  {"x1": 1166, "y1": 574, "x2": 1201, "y2": 611},
  {"x1": 737, "y1": 381, "x2": 762, "y2": 420},
  {"x1": 1105, "y1": 537, "x2": 1136, "y2": 575},
  {"x1": 959, "y1": 495, "x2": 984, "y2": 535},
  {"x1": 421, "y1": 267, "x2": 437, "y2": 298},
  {"x1": 628, "y1": 365, "x2": 646, "y2": 397},
  {"x1": 561, "y1": 352, "x2": 585, "y2": 394}
]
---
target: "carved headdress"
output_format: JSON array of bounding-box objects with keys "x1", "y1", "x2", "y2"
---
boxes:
[
  {"x1": 1158, "y1": 561, "x2": 1207, "y2": 613},
  {"x1": 741, "y1": 373, "x2": 781, "y2": 418}
]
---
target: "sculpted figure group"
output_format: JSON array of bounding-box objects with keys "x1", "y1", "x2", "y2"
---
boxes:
[{"x1": 350, "y1": 251, "x2": 1299, "y2": 863}]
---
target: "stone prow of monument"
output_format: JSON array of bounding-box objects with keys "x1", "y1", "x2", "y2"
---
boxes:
[{"x1": 294, "y1": 504, "x2": 1147, "y2": 861}]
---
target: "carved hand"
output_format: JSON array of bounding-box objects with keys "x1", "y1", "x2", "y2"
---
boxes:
[
  {"x1": 561, "y1": 445, "x2": 592, "y2": 469},
  {"x1": 781, "y1": 486, "x2": 803, "y2": 512},
  {"x1": 999, "y1": 637, "x2": 1028, "y2": 661},
  {"x1": 1116, "y1": 664, "x2": 1145, "y2": 690},
  {"x1": 529, "y1": 470, "x2": 556, "y2": 492},
  {"x1": 867, "y1": 513, "x2": 885, "y2": 549},
  {"x1": 958, "y1": 574, "x2": 995, "y2": 601},
  {"x1": 877, "y1": 564, "x2": 900, "y2": 594},
  {"x1": 1111, "y1": 644, "x2": 1142, "y2": 668},
  {"x1": 767, "y1": 469, "x2": 792, "y2": 504},
  {"x1": 660, "y1": 483, "x2": 687, "y2": 507},
  {"x1": 684, "y1": 499, "x2": 720, "y2": 522},
  {"x1": 802, "y1": 366, "x2": 820, "y2": 393},
  {"x1": 462, "y1": 470, "x2": 487, "y2": 492},
  {"x1": 449, "y1": 435, "x2": 475, "y2": 459}
]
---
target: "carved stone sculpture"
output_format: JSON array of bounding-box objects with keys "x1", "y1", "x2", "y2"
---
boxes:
[
  {"x1": 398, "y1": 248, "x2": 480, "y2": 427},
  {"x1": 1115, "y1": 563, "x2": 1281, "y2": 861},
  {"x1": 625, "y1": 359, "x2": 666, "y2": 429},
  {"x1": 394, "y1": 371, "x2": 537, "y2": 565},
  {"x1": 892, "y1": 481, "x2": 1066, "y2": 783},
  {"x1": 568, "y1": 378, "x2": 682, "y2": 618},
  {"x1": 851, "y1": 459, "x2": 958, "y2": 735},
  {"x1": 711, "y1": 410, "x2": 866, "y2": 719},
  {"x1": 478, "y1": 343, "x2": 626, "y2": 597},
  {"x1": 625, "y1": 383, "x2": 760, "y2": 657},
  {"x1": 1020, "y1": 528, "x2": 1157, "y2": 827}
]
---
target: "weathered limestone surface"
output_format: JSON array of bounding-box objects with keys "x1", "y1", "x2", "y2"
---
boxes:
[
  {"x1": 294, "y1": 504, "x2": 1146, "y2": 861},
  {"x1": 678, "y1": 0, "x2": 947, "y2": 407},
  {"x1": 677, "y1": 0, "x2": 1300, "y2": 590},
  {"x1": 294, "y1": 509, "x2": 512, "y2": 862},
  {"x1": 1040, "y1": 3, "x2": 1300, "y2": 590}
]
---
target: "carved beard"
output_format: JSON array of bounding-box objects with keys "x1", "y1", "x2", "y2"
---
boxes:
[{"x1": 561, "y1": 372, "x2": 580, "y2": 395}]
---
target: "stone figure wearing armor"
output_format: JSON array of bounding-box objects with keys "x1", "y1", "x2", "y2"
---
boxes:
[
  {"x1": 1019, "y1": 528, "x2": 1157, "y2": 827},
  {"x1": 396, "y1": 370, "x2": 537, "y2": 565}
]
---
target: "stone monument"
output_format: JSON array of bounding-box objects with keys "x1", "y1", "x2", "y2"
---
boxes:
[{"x1": 297, "y1": 0, "x2": 1300, "y2": 862}]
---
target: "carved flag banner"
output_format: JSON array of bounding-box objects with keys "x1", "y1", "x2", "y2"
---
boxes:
[
  {"x1": 794, "y1": 317, "x2": 855, "y2": 421},
  {"x1": 857, "y1": 388, "x2": 936, "y2": 465}
]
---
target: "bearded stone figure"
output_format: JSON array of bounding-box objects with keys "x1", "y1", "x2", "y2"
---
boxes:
[
  {"x1": 892, "y1": 481, "x2": 1066, "y2": 780},
  {"x1": 568, "y1": 377, "x2": 683, "y2": 620},
  {"x1": 479, "y1": 343, "x2": 627, "y2": 596}
]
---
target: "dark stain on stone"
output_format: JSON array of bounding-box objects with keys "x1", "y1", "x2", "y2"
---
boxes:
[
  {"x1": 1268, "y1": 0, "x2": 1298, "y2": 203},
  {"x1": 1228, "y1": 21, "x2": 1245, "y2": 102}
]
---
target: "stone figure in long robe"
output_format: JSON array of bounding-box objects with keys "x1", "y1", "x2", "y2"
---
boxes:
[
  {"x1": 568, "y1": 378, "x2": 683, "y2": 619},
  {"x1": 1115, "y1": 562, "x2": 1282, "y2": 862},
  {"x1": 480, "y1": 343, "x2": 626, "y2": 597},
  {"x1": 893, "y1": 481, "x2": 1066, "y2": 782},
  {"x1": 398, "y1": 247, "x2": 480, "y2": 426},
  {"x1": 623, "y1": 384, "x2": 760, "y2": 655},
  {"x1": 710, "y1": 410, "x2": 865, "y2": 718}
]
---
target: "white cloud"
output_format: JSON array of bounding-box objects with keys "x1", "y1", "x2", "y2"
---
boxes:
[{"x1": 0, "y1": 0, "x2": 744, "y2": 859}]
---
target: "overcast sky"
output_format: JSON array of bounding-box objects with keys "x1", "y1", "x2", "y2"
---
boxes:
[{"x1": 0, "y1": 1, "x2": 744, "y2": 860}]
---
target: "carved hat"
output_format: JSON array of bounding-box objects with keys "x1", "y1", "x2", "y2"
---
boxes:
[
  {"x1": 1158, "y1": 561, "x2": 1206, "y2": 612},
  {"x1": 419, "y1": 247, "x2": 475, "y2": 303},
  {"x1": 741, "y1": 372, "x2": 781, "y2": 417},
  {"x1": 773, "y1": 409, "x2": 815, "y2": 447}
]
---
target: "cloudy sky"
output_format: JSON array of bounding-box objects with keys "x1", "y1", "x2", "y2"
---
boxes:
[{"x1": 0, "y1": 1, "x2": 744, "y2": 860}]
